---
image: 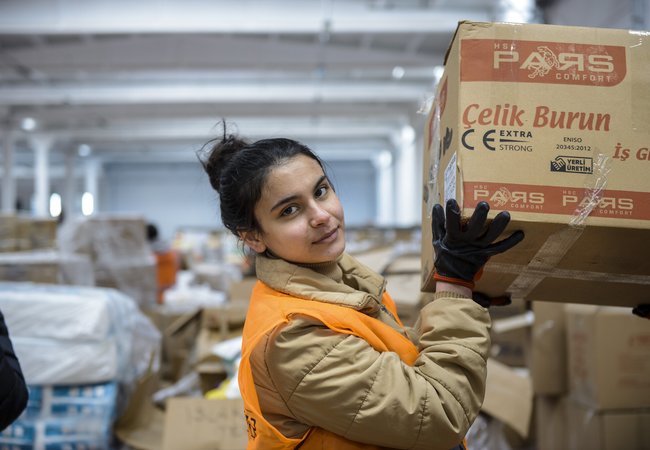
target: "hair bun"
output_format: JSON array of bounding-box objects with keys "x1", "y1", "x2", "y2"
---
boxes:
[{"x1": 199, "y1": 125, "x2": 249, "y2": 193}]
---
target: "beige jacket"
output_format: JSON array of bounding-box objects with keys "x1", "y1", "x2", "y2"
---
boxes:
[{"x1": 249, "y1": 253, "x2": 491, "y2": 450}]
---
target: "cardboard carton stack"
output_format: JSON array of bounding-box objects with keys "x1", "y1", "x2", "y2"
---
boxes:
[
  {"x1": 15, "y1": 216, "x2": 59, "y2": 251},
  {"x1": 533, "y1": 303, "x2": 650, "y2": 450},
  {"x1": 58, "y1": 215, "x2": 157, "y2": 308},
  {"x1": 421, "y1": 21, "x2": 650, "y2": 307},
  {"x1": 0, "y1": 215, "x2": 58, "y2": 253},
  {"x1": 0, "y1": 214, "x2": 18, "y2": 252},
  {"x1": 0, "y1": 250, "x2": 94, "y2": 286},
  {"x1": 565, "y1": 305, "x2": 650, "y2": 449},
  {"x1": 0, "y1": 215, "x2": 86, "y2": 285}
]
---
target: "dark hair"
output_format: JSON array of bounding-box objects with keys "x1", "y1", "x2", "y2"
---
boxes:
[
  {"x1": 199, "y1": 122, "x2": 327, "y2": 237},
  {"x1": 146, "y1": 223, "x2": 159, "y2": 242}
]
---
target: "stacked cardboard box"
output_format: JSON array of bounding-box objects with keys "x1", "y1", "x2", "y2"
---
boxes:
[
  {"x1": 533, "y1": 303, "x2": 650, "y2": 449},
  {"x1": 567, "y1": 305, "x2": 650, "y2": 450},
  {"x1": 421, "y1": 21, "x2": 650, "y2": 307},
  {"x1": 0, "y1": 215, "x2": 58, "y2": 252},
  {"x1": 16, "y1": 217, "x2": 58, "y2": 251},
  {"x1": 0, "y1": 214, "x2": 19, "y2": 252},
  {"x1": 0, "y1": 250, "x2": 94, "y2": 285},
  {"x1": 566, "y1": 305, "x2": 650, "y2": 411}
]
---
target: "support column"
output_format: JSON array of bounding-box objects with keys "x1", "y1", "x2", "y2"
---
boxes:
[
  {"x1": 32, "y1": 136, "x2": 53, "y2": 218},
  {"x1": 373, "y1": 150, "x2": 394, "y2": 226},
  {"x1": 63, "y1": 149, "x2": 76, "y2": 219},
  {"x1": 394, "y1": 125, "x2": 419, "y2": 227},
  {"x1": 83, "y1": 157, "x2": 101, "y2": 215},
  {"x1": 1, "y1": 131, "x2": 16, "y2": 214}
]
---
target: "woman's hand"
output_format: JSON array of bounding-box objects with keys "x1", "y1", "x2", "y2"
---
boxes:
[{"x1": 431, "y1": 199, "x2": 525, "y2": 289}]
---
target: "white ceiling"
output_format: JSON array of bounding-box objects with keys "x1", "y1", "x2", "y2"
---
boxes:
[
  {"x1": 0, "y1": 0, "x2": 646, "y2": 167},
  {"x1": 0, "y1": 0, "x2": 502, "y2": 166}
]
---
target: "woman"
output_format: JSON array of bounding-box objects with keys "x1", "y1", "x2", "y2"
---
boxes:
[{"x1": 199, "y1": 128, "x2": 524, "y2": 450}]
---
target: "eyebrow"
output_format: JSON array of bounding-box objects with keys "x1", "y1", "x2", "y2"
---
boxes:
[{"x1": 270, "y1": 175, "x2": 328, "y2": 212}]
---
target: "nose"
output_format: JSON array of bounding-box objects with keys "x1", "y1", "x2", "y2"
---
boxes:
[{"x1": 309, "y1": 203, "x2": 330, "y2": 227}]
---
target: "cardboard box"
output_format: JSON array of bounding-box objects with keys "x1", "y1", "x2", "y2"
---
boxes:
[
  {"x1": 161, "y1": 397, "x2": 248, "y2": 450},
  {"x1": 535, "y1": 395, "x2": 569, "y2": 450},
  {"x1": 384, "y1": 272, "x2": 422, "y2": 327},
  {"x1": 194, "y1": 327, "x2": 233, "y2": 393},
  {"x1": 15, "y1": 217, "x2": 58, "y2": 251},
  {"x1": 531, "y1": 302, "x2": 568, "y2": 395},
  {"x1": 488, "y1": 299, "x2": 532, "y2": 367},
  {"x1": 145, "y1": 307, "x2": 202, "y2": 382},
  {"x1": 566, "y1": 400, "x2": 650, "y2": 450},
  {"x1": 0, "y1": 214, "x2": 19, "y2": 252},
  {"x1": 421, "y1": 21, "x2": 650, "y2": 307},
  {"x1": 0, "y1": 250, "x2": 95, "y2": 285},
  {"x1": 201, "y1": 302, "x2": 248, "y2": 334},
  {"x1": 566, "y1": 304, "x2": 650, "y2": 410},
  {"x1": 481, "y1": 359, "x2": 534, "y2": 438},
  {"x1": 227, "y1": 277, "x2": 257, "y2": 303}
]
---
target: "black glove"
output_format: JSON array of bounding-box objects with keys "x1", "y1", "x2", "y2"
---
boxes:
[
  {"x1": 632, "y1": 304, "x2": 650, "y2": 320},
  {"x1": 472, "y1": 292, "x2": 512, "y2": 308},
  {"x1": 432, "y1": 199, "x2": 525, "y2": 289}
]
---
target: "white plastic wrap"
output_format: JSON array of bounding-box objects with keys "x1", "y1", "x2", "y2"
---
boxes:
[
  {"x1": 12, "y1": 337, "x2": 119, "y2": 385},
  {"x1": 0, "y1": 284, "x2": 113, "y2": 339},
  {"x1": 0, "y1": 282, "x2": 161, "y2": 386}
]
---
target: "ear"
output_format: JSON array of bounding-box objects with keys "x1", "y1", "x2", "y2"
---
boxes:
[{"x1": 239, "y1": 230, "x2": 267, "y2": 254}]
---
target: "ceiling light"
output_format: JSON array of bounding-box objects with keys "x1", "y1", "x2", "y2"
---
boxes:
[
  {"x1": 401, "y1": 125, "x2": 415, "y2": 143},
  {"x1": 81, "y1": 192, "x2": 94, "y2": 216},
  {"x1": 20, "y1": 117, "x2": 37, "y2": 131},
  {"x1": 78, "y1": 144, "x2": 92, "y2": 157},
  {"x1": 49, "y1": 193, "x2": 62, "y2": 218}
]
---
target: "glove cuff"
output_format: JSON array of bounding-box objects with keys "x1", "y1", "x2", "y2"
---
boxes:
[{"x1": 433, "y1": 273, "x2": 475, "y2": 289}]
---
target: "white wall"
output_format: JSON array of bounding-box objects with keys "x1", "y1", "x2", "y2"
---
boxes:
[
  {"x1": 100, "y1": 158, "x2": 377, "y2": 241},
  {"x1": 101, "y1": 162, "x2": 219, "y2": 241}
]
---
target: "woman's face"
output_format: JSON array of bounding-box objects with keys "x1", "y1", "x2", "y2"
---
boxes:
[{"x1": 243, "y1": 154, "x2": 346, "y2": 264}]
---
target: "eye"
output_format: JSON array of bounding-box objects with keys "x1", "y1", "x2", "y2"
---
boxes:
[
  {"x1": 315, "y1": 184, "x2": 329, "y2": 199},
  {"x1": 280, "y1": 205, "x2": 299, "y2": 217}
]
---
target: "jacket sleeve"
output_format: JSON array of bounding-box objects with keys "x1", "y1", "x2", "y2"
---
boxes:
[
  {"x1": 0, "y1": 309, "x2": 29, "y2": 431},
  {"x1": 264, "y1": 294, "x2": 490, "y2": 450}
]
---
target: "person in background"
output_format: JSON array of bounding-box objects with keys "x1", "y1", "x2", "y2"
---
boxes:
[
  {"x1": 0, "y1": 308, "x2": 29, "y2": 431},
  {"x1": 199, "y1": 125, "x2": 524, "y2": 450},
  {"x1": 146, "y1": 222, "x2": 179, "y2": 304}
]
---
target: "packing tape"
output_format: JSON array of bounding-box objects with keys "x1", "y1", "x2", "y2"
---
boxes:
[
  {"x1": 488, "y1": 262, "x2": 650, "y2": 285},
  {"x1": 424, "y1": 98, "x2": 442, "y2": 220},
  {"x1": 503, "y1": 152, "x2": 621, "y2": 299}
]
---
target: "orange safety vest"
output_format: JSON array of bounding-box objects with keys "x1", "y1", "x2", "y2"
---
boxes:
[
  {"x1": 154, "y1": 250, "x2": 178, "y2": 304},
  {"x1": 238, "y1": 281, "x2": 421, "y2": 450}
]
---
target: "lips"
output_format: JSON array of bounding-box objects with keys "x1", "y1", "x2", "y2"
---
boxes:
[{"x1": 313, "y1": 227, "x2": 338, "y2": 244}]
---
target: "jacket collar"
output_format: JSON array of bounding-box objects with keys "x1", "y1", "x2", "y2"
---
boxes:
[{"x1": 255, "y1": 253, "x2": 386, "y2": 312}]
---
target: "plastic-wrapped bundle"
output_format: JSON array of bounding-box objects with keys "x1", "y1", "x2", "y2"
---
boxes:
[
  {"x1": 0, "y1": 282, "x2": 160, "y2": 386},
  {"x1": 57, "y1": 215, "x2": 158, "y2": 308}
]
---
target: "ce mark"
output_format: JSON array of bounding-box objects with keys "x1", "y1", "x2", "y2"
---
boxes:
[{"x1": 462, "y1": 129, "x2": 496, "y2": 151}]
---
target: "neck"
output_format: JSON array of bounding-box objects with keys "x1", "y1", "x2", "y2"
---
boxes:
[{"x1": 298, "y1": 256, "x2": 344, "y2": 283}]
